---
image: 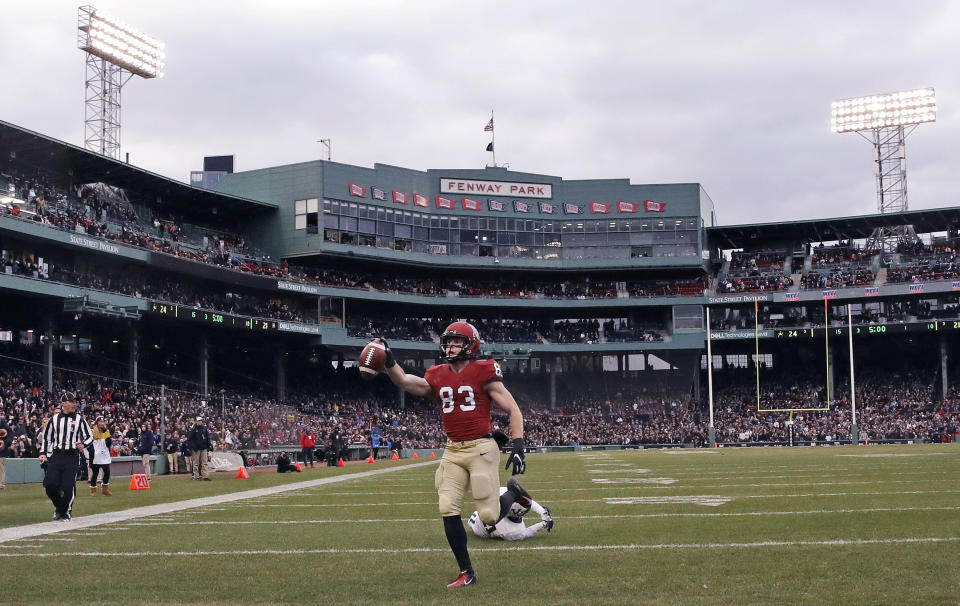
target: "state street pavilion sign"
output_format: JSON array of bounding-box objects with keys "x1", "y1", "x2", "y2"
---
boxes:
[{"x1": 439, "y1": 178, "x2": 552, "y2": 199}]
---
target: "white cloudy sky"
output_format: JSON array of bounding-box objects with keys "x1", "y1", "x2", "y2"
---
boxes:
[{"x1": 3, "y1": 0, "x2": 958, "y2": 224}]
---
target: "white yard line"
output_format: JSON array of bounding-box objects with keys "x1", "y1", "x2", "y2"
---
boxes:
[
  {"x1": 0, "y1": 461, "x2": 438, "y2": 545},
  {"x1": 243, "y1": 488, "x2": 960, "y2": 507},
  {"x1": 115, "y1": 505, "x2": 960, "y2": 526},
  {"x1": 2, "y1": 536, "x2": 957, "y2": 557}
]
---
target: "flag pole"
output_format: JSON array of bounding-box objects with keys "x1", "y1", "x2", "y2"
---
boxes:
[{"x1": 490, "y1": 110, "x2": 496, "y2": 167}]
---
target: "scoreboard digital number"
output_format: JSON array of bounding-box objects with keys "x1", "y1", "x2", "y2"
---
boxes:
[{"x1": 148, "y1": 302, "x2": 278, "y2": 331}]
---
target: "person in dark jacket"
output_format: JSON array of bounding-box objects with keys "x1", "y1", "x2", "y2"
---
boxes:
[
  {"x1": 165, "y1": 431, "x2": 181, "y2": 474},
  {"x1": 276, "y1": 451, "x2": 300, "y2": 473},
  {"x1": 187, "y1": 416, "x2": 213, "y2": 481},
  {"x1": 180, "y1": 434, "x2": 194, "y2": 477},
  {"x1": 137, "y1": 424, "x2": 155, "y2": 481}
]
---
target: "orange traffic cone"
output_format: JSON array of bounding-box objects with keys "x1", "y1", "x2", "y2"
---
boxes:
[
  {"x1": 337, "y1": 458, "x2": 345, "y2": 467},
  {"x1": 366, "y1": 456, "x2": 375, "y2": 463},
  {"x1": 391, "y1": 452, "x2": 399, "y2": 460},
  {"x1": 235, "y1": 467, "x2": 250, "y2": 479},
  {"x1": 412, "y1": 452, "x2": 419, "y2": 459},
  {"x1": 295, "y1": 462, "x2": 302, "y2": 471},
  {"x1": 429, "y1": 451, "x2": 436, "y2": 458}
]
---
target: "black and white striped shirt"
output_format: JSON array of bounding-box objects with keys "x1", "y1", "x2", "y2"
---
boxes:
[{"x1": 40, "y1": 412, "x2": 93, "y2": 456}]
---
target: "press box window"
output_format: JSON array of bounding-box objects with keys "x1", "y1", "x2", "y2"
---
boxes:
[{"x1": 294, "y1": 198, "x2": 319, "y2": 232}]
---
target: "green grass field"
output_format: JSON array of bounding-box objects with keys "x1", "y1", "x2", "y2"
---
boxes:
[{"x1": 2, "y1": 444, "x2": 959, "y2": 605}]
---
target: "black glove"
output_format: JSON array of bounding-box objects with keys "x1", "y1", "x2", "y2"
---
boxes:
[
  {"x1": 379, "y1": 338, "x2": 396, "y2": 369},
  {"x1": 505, "y1": 437, "x2": 525, "y2": 475},
  {"x1": 491, "y1": 430, "x2": 509, "y2": 449}
]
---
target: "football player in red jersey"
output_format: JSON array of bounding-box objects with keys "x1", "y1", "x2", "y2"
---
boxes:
[{"x1": 377, "y1": 321, "x2": 526, "y2": 589}]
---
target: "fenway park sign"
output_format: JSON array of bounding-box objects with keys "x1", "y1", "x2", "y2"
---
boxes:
[{"x1": 440, "y1": 178, "x2": 552, "y2": 199}]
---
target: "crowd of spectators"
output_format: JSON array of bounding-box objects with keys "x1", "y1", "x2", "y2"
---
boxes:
[
  {"x1": 802, "y1": 267, "x2": 876, "y2": 290},
  {"x1": 3, "y1": 255, "x2": 315, "y2": 324},
  {"x1": 729, "y1": 250, "x2": 785, "y2": 275},
  {"x1": 3, "y1": 170, "x2": 708, "y2": 303},
  {"x1": 886, "y1": 240, "x2": 960, "y2": 284},
  {"x1": 811, "y1": 243, "x2": 876, "y2": 268},
  {"x1": 347, "y1": 318, "x2": 434, "y2": 341},
  {"x1": 717, "y1": 250, "x2": 792, "y2": 294},
  {"x1": 716, "y1": 275, "x2": 793, "y2": 293},
  {"x1": 2, "y1": 354, "x2": 958, "y2": 458}
]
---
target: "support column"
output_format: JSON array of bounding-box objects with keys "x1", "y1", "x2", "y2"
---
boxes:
[
  {"x1": 128, "y1": 324, "x2": 139, "y2": 391},
  {"x1": 200, "y1": 334, "x2": 209, "y2": 398},
  {"x1": 275, "y1": 349, "x2": 286, "y2": 402},
  {"x1": 549, "y1": 358, "x2": 557, "y2": 409},
  {"x1": 43, "y1": 328, "x2": 54, "y2": 394},
  {"x1": 940, "y1": 334, "x2": 949, "y2": 401},
  {"x1": 397, "y1": 386, "x2": 406, "y2": 409}
]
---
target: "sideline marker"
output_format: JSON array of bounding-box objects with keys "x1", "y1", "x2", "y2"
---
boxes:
[
  {"x1": 366, "y1": 456, "x2": 375, "y2": 463},
  {"x1": 412, "y1": 453, "x2": 419, "y2": 459},
  {"x1": 129, "y1": 474, "x2": 150, "y2": 490},
  {"x1": 337, "y1": 458, "x2": 345, "y2": 467},
  {"x1": 235, "y1": 467, "x2": 250, "y2": 479},
  {"x1": 391, "y1": 452, "x2": 399, "y2": 460}
]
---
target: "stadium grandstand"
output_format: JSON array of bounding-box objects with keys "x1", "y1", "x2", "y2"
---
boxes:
[{"x1": 1, "y1": 116, "x2": 959, "y2": 480}]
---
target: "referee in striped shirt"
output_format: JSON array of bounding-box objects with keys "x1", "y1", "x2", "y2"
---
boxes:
[{"x1": 39, "y1": 392, "x2": 93, "y2": 521}]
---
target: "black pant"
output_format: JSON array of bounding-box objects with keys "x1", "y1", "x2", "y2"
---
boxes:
[
  {"x1": 301, "y1": 447, "x2": 314, "y2": 466},
  {"x1": 44, "y1": 451, "x2": 80, "y2": 517},
  {"x1": 90, "y1": 463, "x2": 111, "y2": 486}
]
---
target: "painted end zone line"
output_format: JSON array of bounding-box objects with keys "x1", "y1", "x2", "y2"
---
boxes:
[
  {"x1": 0, "y1": 461, "x2": 438, "y2": 545},
  {"x1": 2, "y1": 537, "x2": 957, "y2": 557}
]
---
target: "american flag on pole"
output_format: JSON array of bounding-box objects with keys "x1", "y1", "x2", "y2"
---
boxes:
[
  {"x1": 785, "y1": 292, "x2": 799, "y2": 301},
  {"x1": 864, "y1": 286, "x2": 880, "y2": 296},
  {"x1": 484, "y1": 118, "x2": 494, "y2": 132},
  {"x1": 909, "y1": 283, "x2": 924, "y2": 293}
]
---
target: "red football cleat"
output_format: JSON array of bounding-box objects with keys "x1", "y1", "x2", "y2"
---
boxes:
[{"x1": 446, "y1": 570, "x2": 477, "y2": 588}]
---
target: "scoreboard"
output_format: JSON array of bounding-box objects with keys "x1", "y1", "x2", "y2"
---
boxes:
[
  {"x1": 774, "y1": 320, "x2": 960, "y2": 339},
  {"x1": 147, "y1": 302, "x2": 278, "y2": 331}
]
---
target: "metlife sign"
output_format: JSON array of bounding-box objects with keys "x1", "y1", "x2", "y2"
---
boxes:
[{"x1": 439, "y1": 178, "x2": 552, "y2": 199}]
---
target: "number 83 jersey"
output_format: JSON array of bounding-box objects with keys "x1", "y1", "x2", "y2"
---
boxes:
[{"x1": 425, "y1": 359, "x2": 503, "y2": 442}]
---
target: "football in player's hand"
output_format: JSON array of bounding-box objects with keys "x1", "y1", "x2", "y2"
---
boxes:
[{"x1": 358, "y1": 339, "x2": 387, "y2": 380}]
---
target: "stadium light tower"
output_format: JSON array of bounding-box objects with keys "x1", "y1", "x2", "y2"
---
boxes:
[
  {"x1": 831, "y1": 88, "x2": 936, "y2": 252},
  {"x1": 77, "y1": 6, "x2": 165, "y2": 160}
]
